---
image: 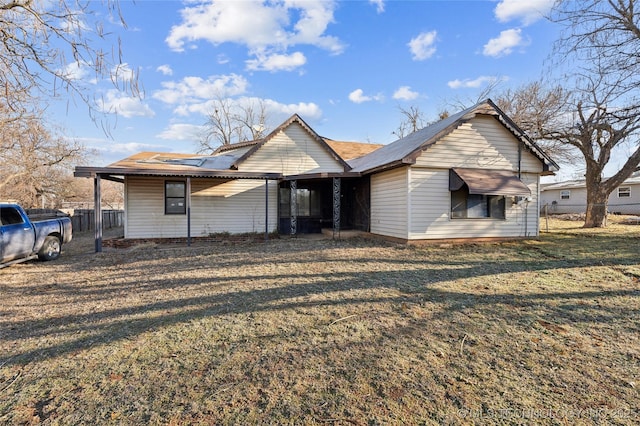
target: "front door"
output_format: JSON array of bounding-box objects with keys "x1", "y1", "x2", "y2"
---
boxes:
[{"x1": 0, "y1": 207, "x2": 36, "y2": 263}]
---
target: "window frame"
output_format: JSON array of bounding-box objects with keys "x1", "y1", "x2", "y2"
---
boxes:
[
  {"x1": 617, "y1": 186, "x2": 631, "y2": 198},
  {"x1": 450, "y1": 186, "x2": 506, "y2": 220},
  {"x1": 0, "y1": 207, "x2": 26, "y2": 225},
  {"x1": 560, "y1": 190, "x2": 571, "y2": 200},
  {"x1": 164, "y1": 180, "x2": 186, "y2": 215}
]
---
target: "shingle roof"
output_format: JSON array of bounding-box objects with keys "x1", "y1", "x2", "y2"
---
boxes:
[
  {"x1": 323, "y1": 139, "x2": 383, "y2": 160},
  {"x1": 348, "y1": 99, "x2": 559, "y2": 175}
]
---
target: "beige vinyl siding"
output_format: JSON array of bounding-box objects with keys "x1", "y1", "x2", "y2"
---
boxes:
[
  {"x1": 239, "y1": 122, "x2": 344, "y2": 175},
  {"x1": 415, "y1": 116, "x2": 542, "y2": 173},
  {"x1": 125, "y1": 177, "x2": 277, "y2": 238},
  {"x1": 408, "y1": 168, "x2": 540, "y2": 239},
  {"x1": 190, "y1": 179, "x2": 277, "y2": 235},
  {"x1": 370, "y1": 167, "x2": 408, "y2": 239}
]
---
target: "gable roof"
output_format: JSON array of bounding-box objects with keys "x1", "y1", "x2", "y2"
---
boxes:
[
  {"x1": 324, "y1": 139, "x2": 384, "y2": 160},
  {"x1": 229, "y1": 114, "x2": 352, "y2": 171},
  {"x1": 349, "y1": 99, "x2": 559, "y2": 175}
]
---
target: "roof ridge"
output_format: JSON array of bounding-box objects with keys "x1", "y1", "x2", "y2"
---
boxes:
[{"x1": 213, "y1": 139, "x2": 262, "y2": 154}]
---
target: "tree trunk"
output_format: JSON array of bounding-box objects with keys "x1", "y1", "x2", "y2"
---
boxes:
[{"x1": 584, "y1": 184, "x2": 608, "y2": 228}]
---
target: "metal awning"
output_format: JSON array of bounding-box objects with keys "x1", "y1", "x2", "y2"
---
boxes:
[{"x1": 449, "y1": 168, "x2": 531, "y2": 196}]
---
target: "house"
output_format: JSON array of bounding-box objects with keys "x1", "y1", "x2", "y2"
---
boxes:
[
  {"x1": 74, "y1": 99, "x2": 558, "y2": 250},
  {"x1": 540, "y1": 173, "x2": 640, "y2": 215}
]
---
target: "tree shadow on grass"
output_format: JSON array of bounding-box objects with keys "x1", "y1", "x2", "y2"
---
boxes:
[{"x1": 2, "y1": 238, "x2": 639, "y2": 367}]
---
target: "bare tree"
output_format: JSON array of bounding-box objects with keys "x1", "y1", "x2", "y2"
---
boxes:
[
  {"x1": 493, "y1": 82, "x2": 576, "y2": 162},
  {"x1": 392, "y1": 105, "x2": 427, "y2": 139},
  {"x1": 0, "y1": 101, "x2": 88, "y2": 208},
  {"x1": 546, "y1": 0, "x2": 640, "y2": 227},
  {"x1": 552, "y1": 0, "x2": 640, "y2": 98},
  {"x1": 199, "y1": 97, "x2": 270, "y2": 152},
  {"x1": 541, "y1": 78, "x2": 640, "y2": 227},
  {"x1": 0, "y1": 0, "x2": 140, "y2": 114}
]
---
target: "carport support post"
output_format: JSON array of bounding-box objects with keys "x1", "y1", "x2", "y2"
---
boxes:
[
  {"x1": 186, "y1": 177, "x2": 191, "y2": 247},
  {"x1": 94, "y1": 174, "x2": 102, "y2": 253},
  {"x1": 333, "y1": 177, "x2": 341, "y2": 239},
  {"x1": 264, "y1": 179, "x2": 269, "y2": 241},
  {"x1": 290, "y1": 180, "x2": 297, "y2": 236}
]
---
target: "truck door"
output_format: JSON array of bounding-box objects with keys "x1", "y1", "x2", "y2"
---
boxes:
[{"x1": 0, "y1": 206, "x2": 36, "y2": 263}]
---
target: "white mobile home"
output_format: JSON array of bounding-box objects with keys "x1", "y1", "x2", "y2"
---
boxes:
[{"x1": 541, "y1": 174, "x2": 640, "y2": 215}]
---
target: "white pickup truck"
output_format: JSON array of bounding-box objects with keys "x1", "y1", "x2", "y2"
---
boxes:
[{"x1": 0, "y1": 203, "x2": 73, "y2": 268}]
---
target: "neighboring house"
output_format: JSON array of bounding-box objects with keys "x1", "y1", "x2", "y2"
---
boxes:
[
  {"x1": 75, "y1": 99, "x2": 558, "y2": 248},
  {"x1": 540, "y1": 173, "x2": 640, "y2": 215}
]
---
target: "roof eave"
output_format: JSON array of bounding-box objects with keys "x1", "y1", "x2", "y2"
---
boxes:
[{"x1": 74, "y1": 166, "x2": 282, "y2": 180}]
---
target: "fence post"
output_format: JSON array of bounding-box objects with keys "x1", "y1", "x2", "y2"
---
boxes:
[{"x1": 544, "y1": 203, "x2": 549, "y2": 233}]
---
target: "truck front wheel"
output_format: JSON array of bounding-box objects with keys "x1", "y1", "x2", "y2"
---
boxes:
[{"x1": 38, "y1": 236, "x2": 61, "y2": 261}]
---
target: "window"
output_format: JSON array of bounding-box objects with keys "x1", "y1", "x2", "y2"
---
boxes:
[
  {"x1": 451, "y1": 186, "x2": 505, "y2": 219},
  {"x1": 165, "y1": 181, "x2": 186, "y2": 214},
  {"x1": 0, "y1": 207, "x2": 25, "y2": 225},
  {"x1": 279, "y1": 187, "x2": 322, "y2": 217},
  {"x1": 560, "y1": 190, "x2": 571, "y2": 200},
  {"x1": 618, "y1": 187, "x2": 631, "y2": 198}
]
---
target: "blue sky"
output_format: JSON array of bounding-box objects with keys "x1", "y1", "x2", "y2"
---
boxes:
[{"x1": 52, "y1": 0, "x2": 562, "y2": 171}]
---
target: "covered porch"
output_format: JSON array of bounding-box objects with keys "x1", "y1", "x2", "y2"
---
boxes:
[{"x1": 278, "y1": 173, "x2": 370, "y2": 237}]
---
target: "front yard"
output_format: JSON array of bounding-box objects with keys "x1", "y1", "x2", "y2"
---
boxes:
[{"x1": 1, "y1": 219, "x2": 639, "y2": 424}]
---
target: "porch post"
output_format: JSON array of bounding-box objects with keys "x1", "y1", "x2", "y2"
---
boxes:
[
  {"x1": 333, "y1": 177, "x2": 341, "y2": 239},
  {"x1": 94, "y1": 174, "x2": 102, "y2": 253},
  {"x1": 290, "y1": 180, "x2": 297, "y2": 235}
]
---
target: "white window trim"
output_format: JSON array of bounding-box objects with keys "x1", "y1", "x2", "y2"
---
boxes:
[
  {"x1": 618, "y1": 186, "x2": 631, "y2": 198},
  {"x1": 560, "y1": 190, "x2": 571, "y2": 200}
]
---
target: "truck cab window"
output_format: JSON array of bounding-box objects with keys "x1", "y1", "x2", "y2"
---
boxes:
[{"x1": 0, "y1": 207, "x2": 25, "y2": 225}]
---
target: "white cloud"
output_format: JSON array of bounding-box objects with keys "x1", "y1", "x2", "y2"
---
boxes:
[
  {"x1": 348, "y1": 89, "x2": 383, "y2": 104},
  {"x1": 152, "y1": 74, "x2": 249, "y2": 105},
  {"x1": 112, "y1": 63, "x2": 136, "y2": 83},
  {"x1": 495, "y1": 0, "x2": 554, "y2": 26},
  {"x1": 483, "y1": 28, "x2": 525, "y2": 57},
  {"x1": 107, "y1": 142, "x2": 162, "y2": 154},
  {"x1": 246, "y1": 51, "x2": 307, "y2": 72},
  {"x1": 370, "y1": 0, "x2": 384, "y2": 14},
  {"x1": 166, "y1": 0, "x2": 344, "y2": 72},
  {"x1": 156, "y1": 123, "x2": 205, "y2": 141},
  {"x1": 264, "y1": 98, "x2": 323, "y2": 120},
  {"x1": 408, "y1": 30, "x2": 437, "y2": 61},
  {"x1": 98, "y1": 90, "x2": 155, "y2": 118},
  {"x1": 447, "y1": 76, "x2": 503, "y2": 89},
  {"x1": 156, "y1": 64, "x2": 173, "y2": 76},
  {"x1": 60, "y1": 61, "x2": 95, "y2": 83},
  {"x1": 393, "y1": 86, "x2": 419, "y2": 101},
  {"x1": 172, "y1": 96, "x2": 322, "y2": 121}
]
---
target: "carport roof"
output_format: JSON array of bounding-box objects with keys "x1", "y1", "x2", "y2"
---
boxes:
[{"x1": 74, "y1": 151, "x2": 282, "y2": 182}]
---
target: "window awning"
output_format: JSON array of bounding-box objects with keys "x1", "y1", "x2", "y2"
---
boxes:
[{"x1": 449, "y1": 168, "x2": 531, "y2": 196}]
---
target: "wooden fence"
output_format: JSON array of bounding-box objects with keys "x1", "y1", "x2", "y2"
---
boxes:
[
  {"x1": 26, "y1": 208, "x2": 124, "y2": 232},
  {"x1": 71, "y1": 209, "x2": 124, "y2": 232}
]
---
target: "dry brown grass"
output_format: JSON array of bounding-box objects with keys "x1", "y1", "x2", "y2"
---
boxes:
[{"x1": 1, "y1": 219, "x2": 639, "y2": 425}]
